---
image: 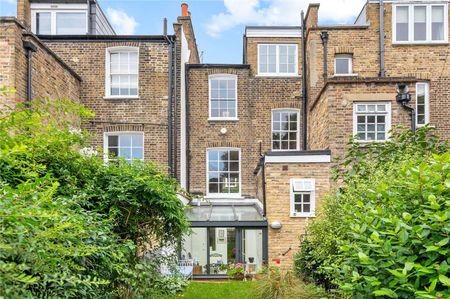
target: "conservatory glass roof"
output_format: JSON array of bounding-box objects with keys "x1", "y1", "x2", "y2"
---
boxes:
[{"x1": 185, "y1": 203, "x2": 266, "y2": 224}]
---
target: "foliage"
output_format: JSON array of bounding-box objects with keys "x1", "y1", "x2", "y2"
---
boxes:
[
  {"x1": 257, "y1": 267, "x2": 327, "y2": 299},
  {"x1": 295, "y1": 127, "x2": 450, "y2": 298},
  {"x1": 0, "y1": 99, "x2": 189, "y2": 298},
  {"x1": 227, "y1": 263, "x2": 245, "y2": 279}
]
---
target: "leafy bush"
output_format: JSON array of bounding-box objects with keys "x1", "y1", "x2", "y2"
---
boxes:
[
  {"x1": 0, "y1": 99, "x2": 189, "y2": 298},
  {"x1": 257, "y1": 267, "x2": 327, "y2": 299},
  {"x1": 295, "y1": 127, "x2": 450, "y2": 298}
]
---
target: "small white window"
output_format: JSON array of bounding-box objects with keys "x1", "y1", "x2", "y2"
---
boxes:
[
  {"x1": 416, "y1": 82, "x2": 430, "y2": 126},
  {"x1": 272, "y1": 109, "x2": 300, "y2": 151},
  {"x1": 207, "y1": 149, "x2": 240, "y2": 197},
  {"x1": 353, "y1": 102, "x2": 391, "y2": 142},
  {"x1": 32, "y1": 10, "x2": 87, "y2": 35},
  {"x1": 105, "y1": 47, "x2": 139, "y2": 98},
  {"x1": 290, "y1": 179, "x2": 315, "y2": 218},
  {"x1": 334, "y1": 55, "x2": 353, "y2": 75},
  {"x1": 209, "y1": 75, "x2": 237, "y2": 120},
  {"x1": 393, "y1": 3, "x2": 448, "y2": 44},
  {"x1": 258, "y1": 44, "x2": 298, "y2": 76},
  {"x1": 104, "y1": 133, "x2": 144, "y2": 162}
]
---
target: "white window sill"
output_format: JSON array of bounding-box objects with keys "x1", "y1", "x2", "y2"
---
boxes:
[
  {"x1": 208, "y1": 118, "x2": 239, "y2": 122},
  {"x1": 104, "y1": 96, "x2": 140, "y2": 100},
  {"x1": 256, "y1": 74, "x2": 300, "y2": 78},
  {"x1": 393, "y1": 41, "x2": 448, "y2": 46},
  {"x1": 205, "y1": 195, "x2": 243, "y2": 200},
  {"x1": 271, "y1": 149, "x2": 301, "y2": 152},
  {"x1": 333, "y1": 73, "x2": 358, "y2": 77},
  {"x1": 290, "y1": 213, "x2": 316, "y2": 218}
]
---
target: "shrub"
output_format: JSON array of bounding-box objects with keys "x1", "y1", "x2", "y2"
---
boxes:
[
  {"x1": 257, "y1": 267, "x2": 327, "y2": 299},
  {"x1": 295, "y1": 127, "x2": 450, "y2": 298},
  {"x1": 0, "y1": 99, "x2": 189, "y2": 298}
]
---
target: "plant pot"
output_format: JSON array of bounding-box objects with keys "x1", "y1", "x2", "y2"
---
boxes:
[{"x1": 248, "y1": 257, "x2": 254, "y2": 263}]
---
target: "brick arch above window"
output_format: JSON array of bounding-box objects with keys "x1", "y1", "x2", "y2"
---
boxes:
[
  {"x1": 207, "y1": 141, "x2": 241, "y2": 149},
  {"x1": 104, "y1": 124, "x2": 144, "y2": 133},
  {"x1": 333, "y1": 46, "x2": 354, "y2": 55},
  {"x1": 270, "y1": 102, "x2": 301, "y2": 110}
]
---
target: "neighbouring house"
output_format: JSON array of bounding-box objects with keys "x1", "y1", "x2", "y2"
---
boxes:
[{"x1": 1, "y1": 0, "x2": 450, "y2": 277}]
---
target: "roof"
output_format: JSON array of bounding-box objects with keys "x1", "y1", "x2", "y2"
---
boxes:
[{"x1": 38, "y1": 35, "x2": 174, "y2": 42}]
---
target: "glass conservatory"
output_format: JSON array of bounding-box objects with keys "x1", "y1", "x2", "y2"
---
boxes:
[{"x1": 181, "y1": 202, "x2": 268, "y2": 278}]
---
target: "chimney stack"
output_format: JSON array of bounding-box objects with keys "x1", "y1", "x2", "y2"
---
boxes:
[
  {"x1": 17, "y1": 0, "x2": 31, "y2": 30},
  {"x1": 181, "y1": 3, "x2": 190, "y2": 17}
]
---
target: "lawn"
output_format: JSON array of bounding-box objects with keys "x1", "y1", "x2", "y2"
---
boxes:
[{"x1": 166, "y1": 281, "x2": 258, "y2": 299}]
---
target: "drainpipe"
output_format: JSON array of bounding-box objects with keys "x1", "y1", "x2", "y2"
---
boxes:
[
  {"x1": 173, "y1": 38, "x2": 178, "y2": 179},
  {"x1": 185, "y1": 66, "x2": 191, "y2": 192},
  {"x1": 164, "y1": 18, "x2": 175, "y2": 177},
  {"x1": 261, "y1": 157, "x2": 267, "y2": 217},
  {"x1": 23, "y1": 40, "x2": 37, "y2": 108},
  {"x1": 301, "y1": 10, "x2": 308, "y2": 150},
  {"x1": 320, "y1": 31, "x2": 329, "y2": 81},
  {"x1": 379, "y1": 0, "x2": 385, "y2": 77}
]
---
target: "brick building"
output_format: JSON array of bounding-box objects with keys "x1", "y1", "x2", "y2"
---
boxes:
[{"x1": 2, "y1": 0, "x2": 450, "y2": 276}]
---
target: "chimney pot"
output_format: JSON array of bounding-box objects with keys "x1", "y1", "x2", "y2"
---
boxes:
[{"x1": 181, "y1": 3, "x2": 189, "y2": 17}]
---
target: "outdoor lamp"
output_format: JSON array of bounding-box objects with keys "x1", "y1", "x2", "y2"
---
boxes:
[
  {"x1": 270, "y1": 221, "x2": 282, "y2": 229},
  {"x1": 396, "y1": 83, "x2": 411, "y2": 105}
]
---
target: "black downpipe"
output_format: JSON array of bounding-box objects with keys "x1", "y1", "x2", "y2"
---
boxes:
[
  {"x1": 185, "y1": 67, "x2": 191, "y2": 192},
  {"x1": 23, "y1": 41, "x2": 37, "y2": 108},
  {"x1": 164, "y1": 18, "x2": 175, "y2": 177},
  {"x1": 320, "y1": 31, "x2": 329, "y2": 80},
  {"x1": 379, "y1": 0, "x2": 385, "y2": 77},
  {"x1": 301, "y1": 11, "x2": 308, "y2": 150},
  {"x1": 173, "y1": 40, "x2": 178, "y2": 179},
  {"x1": 261, "y1": 157, "x2": 267, "y2": 217}
]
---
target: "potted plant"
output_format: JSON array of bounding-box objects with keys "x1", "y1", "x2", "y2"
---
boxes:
[{"x1": 227, "y1": 263, "x2": 245, "y2": 280}]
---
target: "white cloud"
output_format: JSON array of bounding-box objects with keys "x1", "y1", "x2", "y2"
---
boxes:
[
  {"x1": 206, "y1": 0, "x2": 366, "y2": 37},
  {"x1": 106, "y1": 8, "x2": 138, "y2": 35}
]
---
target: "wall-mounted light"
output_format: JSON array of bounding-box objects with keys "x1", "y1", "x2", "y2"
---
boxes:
[
  {"x1": 220, "y1": 128, "x2": 227, "y2": 135},
  {"x1": 396, "y1": 83, "x2": 411, "y2": 105},
  {"x1": 270, "y1": 221, "x2": 282, "y2": 229}
]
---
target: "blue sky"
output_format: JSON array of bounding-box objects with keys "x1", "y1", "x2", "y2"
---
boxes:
[{"x1": 0, "y1": 0, "x2": 366, "y2": 64}]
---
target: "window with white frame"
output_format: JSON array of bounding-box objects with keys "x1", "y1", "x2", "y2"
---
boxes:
[
  {"x1": 104, "y1": 133, "x2": 144, "y2": 162},
  {"x1": 32, "y1": 11, "x2": 87, "y2": 35},
  {"x1": 258, "y1": 44, "x2": 298, "y2": 76},
  {"x1": 334, "y1": 54, "x2": 353, "y2": 75},
  {"x1": 290, "y1": 179, "x2": 315, "y2": 217},
  {"x1": 394, "y1": 4, "x2": 448, "y2": 43},
  {"x1": 353, "y1": 102, "x2": 391, "y2": 142},
  {"x1": 207, "y1": 149, "x2": 240, "y2": 196},
  {"x1": 416, "y1": 82, "x2": 430, "y2": 126},
  {"x1": 272, "y1": 109, "x2": 299, "y2": 151},
  {"x1": 106, "y1": 47, "x2": 139, "y2": 98},
  {"x1": 209, "y1": 75, "x2": 237, "y2": 119}
]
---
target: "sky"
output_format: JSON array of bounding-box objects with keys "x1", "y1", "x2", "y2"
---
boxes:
[{"x1": 0, "y1": 0, "x2": 366, "y2": 64}]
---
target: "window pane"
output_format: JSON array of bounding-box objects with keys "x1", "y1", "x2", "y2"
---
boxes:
[
  {"x1": 56, "y1": 13, "x2": 86, "y2": 35},
  {"x1": 414, "y1": 6, "x2": 427, "y2": 41},
  {"x1": 335, "y1": 57, "x2": 350, "y2": 74},
  {"x1": 210, "y1": 77, "x2": 236, "y2": 118},
  {"x1": 432, "y1": 6, "x2": 445, "y2": 41},
  {"x1": 396, "y1": 6, "x2": 409, "y2": 41},
  {"x1": 132, "y1": 148, "x2": 143, "y2": 159},
  {"x1": 208, "y1": 150, "x2": 239, "y2": 194},
  {"x1": 108, "y1": 135, "x2": 118, "y2": 147},
  {"x1": 36, "y1": 12, "x2": 51, "y2": 34}
]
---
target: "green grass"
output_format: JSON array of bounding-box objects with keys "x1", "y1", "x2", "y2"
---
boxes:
[{"x1": 165, "y1": 281, "x2": 258, "y2": 299}]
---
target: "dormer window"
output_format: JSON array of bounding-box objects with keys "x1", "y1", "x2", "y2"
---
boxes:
[
  {"x1": 32, "y1": 10, "x2": 88, "y2": 35},
  {"x1": 258, "y1": 44, "x2": 298, "y2": 76},
  {"x1": 393, "y1": 3, "x2": 448, "y2": 44}
]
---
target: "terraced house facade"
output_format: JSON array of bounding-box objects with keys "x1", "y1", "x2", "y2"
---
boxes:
[{"x1": 1, "y1": 0, "x2": 450, "y2": 276}]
